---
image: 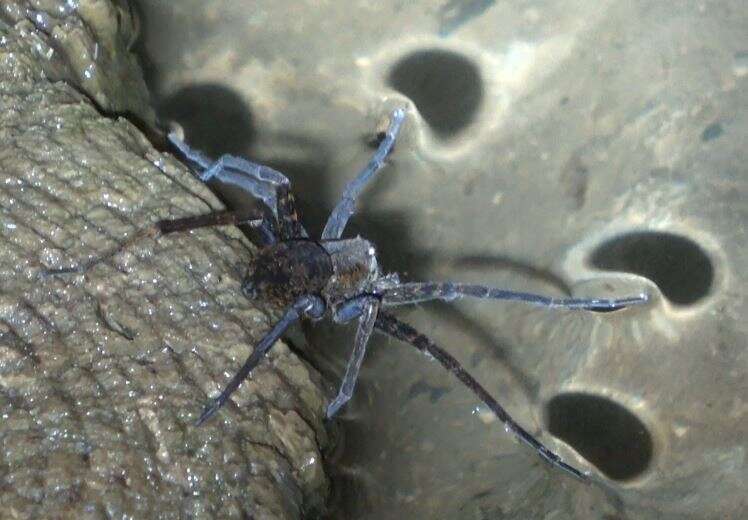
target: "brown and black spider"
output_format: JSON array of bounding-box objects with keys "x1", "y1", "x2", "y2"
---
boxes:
[{"x1": 54, "y1": 108, "x2": 647, "y2": 481}]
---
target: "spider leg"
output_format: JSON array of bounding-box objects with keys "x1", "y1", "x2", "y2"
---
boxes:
[
  {"x1": 327, "y1": 296, "x2": 380, "y2": 418},
  {"x1": 156, "y1": 209, "x2": 278, "y2": 246},
  {"x1": 196, "y1": 294, "x2": 325, "y2": 426},
  {"x1": 374, "y1": 311, "x2": 589, "y2": 482},
  {"x1": 168, "y1": 133, "x2": 307, "y2": 240},
  {"x1": 321, "y1": 108, "x2": 406, "y2": 240},
  {"x1": 382, "y1": 282, "x2": 648, "y2": 311},
  {"x1": 42, "y1": 209, "x2": 274, "y2": 276},
  {"x1": 274, "y1": 184, "x2": 307, "y2": 240}
]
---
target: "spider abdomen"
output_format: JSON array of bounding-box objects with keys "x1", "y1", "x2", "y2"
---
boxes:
[{"x1": 243, "y1": 240, "x2": 333, "y2": 306}]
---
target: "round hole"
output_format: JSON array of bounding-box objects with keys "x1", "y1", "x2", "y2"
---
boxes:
[
  {"x1": 589, "y1": 231, "x2": 713, "y2": 305},
  {"x1": 388, "y1": 49, "x2": 483, "y2": 138},
  {"x1": 546, "y1": 393, "x2": 653, "y2": 481}
]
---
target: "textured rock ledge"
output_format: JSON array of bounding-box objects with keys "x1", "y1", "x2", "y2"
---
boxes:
[{"x1": 0, "y1": 2, "x2": 329, "y2": 518}]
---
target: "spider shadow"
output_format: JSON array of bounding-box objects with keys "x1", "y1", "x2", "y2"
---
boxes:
[
  {"x1": 450, "y1": 254, "x2": 573, "y2": 295},
  {"x1": 158, "y1": 83, "x2": 257, "y2": 160},
  {"x1": 412, "y1": 253, "x2": 579, "y2": 405}
]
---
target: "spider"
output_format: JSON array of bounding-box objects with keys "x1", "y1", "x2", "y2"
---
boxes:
[{"x1": 53, "y1": 108, "x2": 647, "y2": 481}]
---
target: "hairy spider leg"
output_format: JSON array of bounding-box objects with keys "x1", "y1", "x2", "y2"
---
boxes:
[
  {"x1": 168, "y1": 132, "x2": 289, "y2": 186},
  {"x1": 321, "y1": 108, "x2": 406, "y2": 240},
  {"x1": 167, "y1": 132, "x2": 213, "y2": 169},
  {"x1": 199, "y1": 157, "x2": 307, "y2": 239},
  {"x1": 274, "y1": 184, "x2": 307, "y2": 240},
  {"x1": 375, "y1": 311, "x2": 589, "y2": 482},
  {"x1": 382, "y1": 282, "x2": 648, "y2": 311},
  {"x1": 196, "y1": 294, "x2": 325, "y2": 426},
  {"x1": 168, "y1": 133, "x2": 307, "y2": 240},
  {"x1": 326, "y1": 296, "x2": 380, "y2": 418},
  {"x1": 42, "y1": 209, "x2": 273, "y2": 276},
  {"x1": 156, "y1": 209, "x2": 278, "y2": 246}
]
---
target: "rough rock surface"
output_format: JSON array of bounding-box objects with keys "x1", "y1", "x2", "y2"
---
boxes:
[{"x1": 0, "y1": 2, "x2": 329, "y2": 518}]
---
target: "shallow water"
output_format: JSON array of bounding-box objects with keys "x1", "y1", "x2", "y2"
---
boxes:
[{"x1": 135, "y1": 1, "x2": 748, "y2": 517}]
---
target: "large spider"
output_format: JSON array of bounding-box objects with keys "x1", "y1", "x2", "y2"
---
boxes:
[{"x1": 56, "y1": 108, "x2": 647, "y2": 481}]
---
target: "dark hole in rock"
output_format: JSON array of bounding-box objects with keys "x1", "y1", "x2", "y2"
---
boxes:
[
  {"x1": 546, "y1": 392, "x2": 653, "y2": 481},
  {"x1": 158, "y1": 83, "x2": 256, "y2": 158},
  {"x1": 589, "y1": 231, "x2": 713, "y2": 305},
  {"x1": 388, "y1": 49, "x2": 482, "y2": 138}
]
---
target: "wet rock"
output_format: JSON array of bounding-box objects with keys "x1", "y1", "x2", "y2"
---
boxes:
[
  {"x1": 0, "y1": 0, "x2": 155, "y2": 127},
  {"x1": 0, "y1": 4, "x2": 329, "y2": 519}
]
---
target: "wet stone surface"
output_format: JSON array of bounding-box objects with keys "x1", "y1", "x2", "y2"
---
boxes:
[
  {"x1": 0, "y1": 4, "x2": 329, "y2": 519},
  {"x1": 1, "y1": 0, "x2": 155, "y2": 127}
]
